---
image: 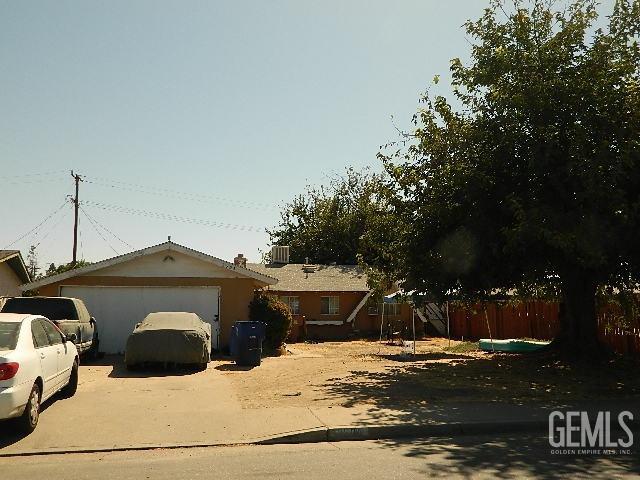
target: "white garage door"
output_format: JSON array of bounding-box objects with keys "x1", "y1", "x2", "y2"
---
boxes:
[{"x1": 60, "y1": 286, "x2": 220, "y2": 354}]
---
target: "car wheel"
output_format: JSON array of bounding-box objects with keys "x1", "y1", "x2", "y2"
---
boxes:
[
  {"x1": 15, "y1": 383, "x2": 40, "y2": 434},
  {"x1": 62, "y1": 361, "x2": 79, "y2": 397}
]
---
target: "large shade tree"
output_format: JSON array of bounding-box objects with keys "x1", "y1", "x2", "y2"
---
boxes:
[{"x1": 368, "y1": 0, "x2": 640, "y2": 355}]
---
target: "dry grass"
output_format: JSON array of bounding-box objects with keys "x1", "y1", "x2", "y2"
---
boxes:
[{"x1": 213, "y1": 339, "x2": 640, "y2": 409}]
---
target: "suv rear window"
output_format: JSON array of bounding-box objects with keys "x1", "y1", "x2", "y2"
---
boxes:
[
  {"x1": 1, "y1": 298, "x2": 78, "y2": 321},
  {"x1": 0, "y1": 322, "x2": 21, "y2": 350}
]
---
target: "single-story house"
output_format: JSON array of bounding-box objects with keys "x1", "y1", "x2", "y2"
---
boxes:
[
  {"x1": 247, "y1": 259, "x2": 421, "y2": 341},
  {"x1": 20, "y1": 241, "x2": 277, "y2": 353},
  {"x1": 0, "y1": 250, "x2": 30, "y2": 298}
]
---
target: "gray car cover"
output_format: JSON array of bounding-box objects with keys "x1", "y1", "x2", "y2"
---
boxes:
[{"x1": 125, "y1": 312, "x2": 211, "y2": 366}]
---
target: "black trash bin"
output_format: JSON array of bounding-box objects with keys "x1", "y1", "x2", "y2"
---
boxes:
[{"x1": 232, "y1": 321, "x2": 266, "y2": 366}]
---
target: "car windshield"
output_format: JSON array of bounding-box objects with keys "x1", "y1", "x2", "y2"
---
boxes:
[
  {"x1": 1, "y1": 298, "x2": 78, "y2": 320},
  {"x1": 0, "y1": 322, "x2": 21, "y2": 350}
]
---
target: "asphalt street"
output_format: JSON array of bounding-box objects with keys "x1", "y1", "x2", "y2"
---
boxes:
[{"x1": 2, "y1": 433, "x2": 638, "y2": 479}]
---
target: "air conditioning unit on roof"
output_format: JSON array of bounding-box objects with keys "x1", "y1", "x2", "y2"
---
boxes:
[{"x1": 271, "y1": 245, "x2": 290, "y2": 264}]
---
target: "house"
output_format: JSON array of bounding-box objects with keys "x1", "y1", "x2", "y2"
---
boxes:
[
  {"x1": 20, "y1": 241, "x2": 277, "y2": 354},
  {"x1": 0, "y1": 250, "x2": 30, "y2": 297},
  {"x1": 246, "y1": 247, "x2": 421, "y2": 341}
]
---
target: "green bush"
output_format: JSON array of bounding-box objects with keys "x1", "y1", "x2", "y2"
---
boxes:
[{"x1": 248, "y1": 290, "x2": 293, "y2": 350}]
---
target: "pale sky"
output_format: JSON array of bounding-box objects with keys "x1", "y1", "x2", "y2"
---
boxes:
[{"x1": 0, "y1": 0, "x2": 615, "y2": 268}]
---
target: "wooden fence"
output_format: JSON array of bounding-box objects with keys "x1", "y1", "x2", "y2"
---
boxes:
[{"x1": 448, "y1": 301, "x2": 640, "y2": 358}]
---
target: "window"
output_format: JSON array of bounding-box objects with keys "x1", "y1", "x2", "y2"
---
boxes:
[
  {"x1": 320, "y1": 296, "x2": 339, "y2": 315},
  {"x1": 0, "y1": 322, "x2": 20, "y2": 350},
  {"x1": 31, "y1": 321, "x2": 50, "y2": 349},
  {"x1": 2, "y1": 297, "x2": 78, "y2": 320},
  {"x1": 280, "y1": 296, "x2": 300, "y2": 315},
  {"x1": 40, "y1": 319, "x2": 63, "y2": 345}
]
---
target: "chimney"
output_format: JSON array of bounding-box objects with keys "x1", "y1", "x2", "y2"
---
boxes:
[{"x1": 233, "y1": 253, "x2": 247, "y2": 268}]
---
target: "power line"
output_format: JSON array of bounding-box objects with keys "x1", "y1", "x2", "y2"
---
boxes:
[
  {"x1": 0, "y1": 169, "x2": 68, "y2": 180},
  {"x1": 79, "y1": 208, "x2": 84, "y2": 260},
  {"x1": 2, "y1": 201, "x2": 69, "y2": 249},
  {"x1": 0, "y1": 170, "x2": 69, "y2": 186},
  {"x1": 3, "y1": 176, "x2": 69, "y2": 186},
  {"x1": 81, "y1": 200, "x2": 266, "y2": 233},
  {"x1": 79, "y1": 205, "x2": 134, "y2": 250},
  {"x1": 82, "y1": 175, "x2": 279, "y2": 211},
  {"x1": 33, "y1": 206, "x2": 71, "y2": 249},
  {"x1": 80, "y1": 207, "x2": 120, "y2": 256}
]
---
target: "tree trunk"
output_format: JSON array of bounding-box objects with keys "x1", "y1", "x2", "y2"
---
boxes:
[{"x1": 554, "y1": 271, "x2": 604, "y2": 357}]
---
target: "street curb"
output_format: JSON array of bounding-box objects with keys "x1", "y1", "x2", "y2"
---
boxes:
[
  {"x1": 0, "y1": 421, "x2": 544, "y2": 458},
  {"x1": 0, "y1": 441, "x2": 254, "y2": 458},
  {"x1": 2, "y1": 419, "x2": 637, "y2": 458},
  {"x1": 259, "y1": 418, "x2": 640, "y2": 445},
  {"x1": 257, "y1": 420, "x2": 551, "y2": 445}
]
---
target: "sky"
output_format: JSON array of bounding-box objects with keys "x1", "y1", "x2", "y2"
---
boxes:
[{"x1": 0, "y1": 0, "x2": 616, "y2": 269}]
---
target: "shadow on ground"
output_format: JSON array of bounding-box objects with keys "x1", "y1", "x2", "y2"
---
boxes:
[
  {"x1": 97, "y1": 355, "x2": 203, "y2": 378},
  {"x1": 317, "y1": 352, "x2": 640, "y2": 425},
  {"x1": 214, "y1": 363, "x2": 257, "y2": 372},
  {"x1": 0, "y1": 394, "x2": 58, "y2": 449},
  {"x1": 375, "y1": 352, "x2": 475, "y2": 362},
  {"x1": 375, "y1": 433, "x2": 640, "y2": 479}
]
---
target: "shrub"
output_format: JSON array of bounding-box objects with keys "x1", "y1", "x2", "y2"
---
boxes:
[{"x1": 248, "y1": 290, "x2": 293, "y2": 350}]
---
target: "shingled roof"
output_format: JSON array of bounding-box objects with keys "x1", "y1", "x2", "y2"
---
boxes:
[{"x1": 247, "y1": 263, "x2": 370, "y2": 292}]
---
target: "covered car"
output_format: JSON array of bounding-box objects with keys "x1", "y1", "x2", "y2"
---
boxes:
[{"x1": 124, "y1": 312, "x2": 211, "y2": 369}]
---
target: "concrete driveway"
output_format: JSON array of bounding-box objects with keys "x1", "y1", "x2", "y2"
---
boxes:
[{"x1": 0, "y1": 356, "x2": 324, "y2": 455}]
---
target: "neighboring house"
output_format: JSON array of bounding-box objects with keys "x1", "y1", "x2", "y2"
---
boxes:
[
  {"x1": 246, "y1": 248, "x2": 419, "y2": 341},
  {"x1": 20, "y1": 241, "x2": 277, "y2": 354},
  {"x1": 0, "y1": 250, "x2": 30, "y2": 298}
]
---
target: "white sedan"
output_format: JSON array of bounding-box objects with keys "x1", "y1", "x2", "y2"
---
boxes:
[{"x1": 0, "y1": 313, "x2": 79, "y2": 433}]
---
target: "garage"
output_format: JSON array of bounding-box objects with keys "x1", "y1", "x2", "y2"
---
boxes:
[
  {"x1": 21, "y1": 241, "x2": 277, "y2": 353},
  {"x1": 60, "y1": 286, "x2": 220, "y2": 354}
]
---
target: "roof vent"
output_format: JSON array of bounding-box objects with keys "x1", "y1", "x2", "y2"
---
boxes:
[
  {"x1": 302, "y1": 264, "x2": 316, "y2": 273},
  {"x1": 271, "y1": 246, "x2": 290, "y2": 264}
]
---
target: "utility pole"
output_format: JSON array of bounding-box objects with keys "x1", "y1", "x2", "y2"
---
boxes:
[{"x1": 71, "y1": 171, "x2": 83, "y2": 266}]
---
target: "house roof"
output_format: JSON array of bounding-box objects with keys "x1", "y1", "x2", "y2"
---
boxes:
[
  {"x1": 0, "y1": 250, "x2": 30, "y2": 284},
  {"x1": 247, "y1": 263, "x2": 370, "y2": 292},
  {"x1": 20, "y1": 241, "x2": 278, "y2": 291}
]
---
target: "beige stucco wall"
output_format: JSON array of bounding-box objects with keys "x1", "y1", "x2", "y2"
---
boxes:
[
  {"x1": 0, "y1": 262, "x2": 22, "y2": 297},
  {"x1": 38, "y1": 276, "x2": 261, "y2": 346}
]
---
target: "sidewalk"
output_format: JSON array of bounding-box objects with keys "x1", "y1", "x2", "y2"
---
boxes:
[
  {"x1": 1, "y1": 359, "x2": 637, "y2": 457},
  {"x1": 0, "y1": 384, "x2": 640, "y2": 457}
]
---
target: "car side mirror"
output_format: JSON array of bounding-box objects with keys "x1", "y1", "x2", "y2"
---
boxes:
[{"x1": 65, "y1": 333, "x2": 77, "y2": 343}]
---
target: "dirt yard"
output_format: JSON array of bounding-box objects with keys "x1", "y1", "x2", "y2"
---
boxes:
[{"x1": 214, "y1": 339, "x2": 640, "y2": 409}]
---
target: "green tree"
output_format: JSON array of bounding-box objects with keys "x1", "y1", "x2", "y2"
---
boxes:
[
  {"x1": 248, "y1": 290, "x2": 293, "y2": 350},
  {"x1": 45, "y1": 260, "x2": 91, "y2": 277},
  {"x1": 268, "y1": 168, "x2": 389, "y2": 265},
  {"x1": 369, "y1": 0, "x2": 640, "y2": 356}
]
